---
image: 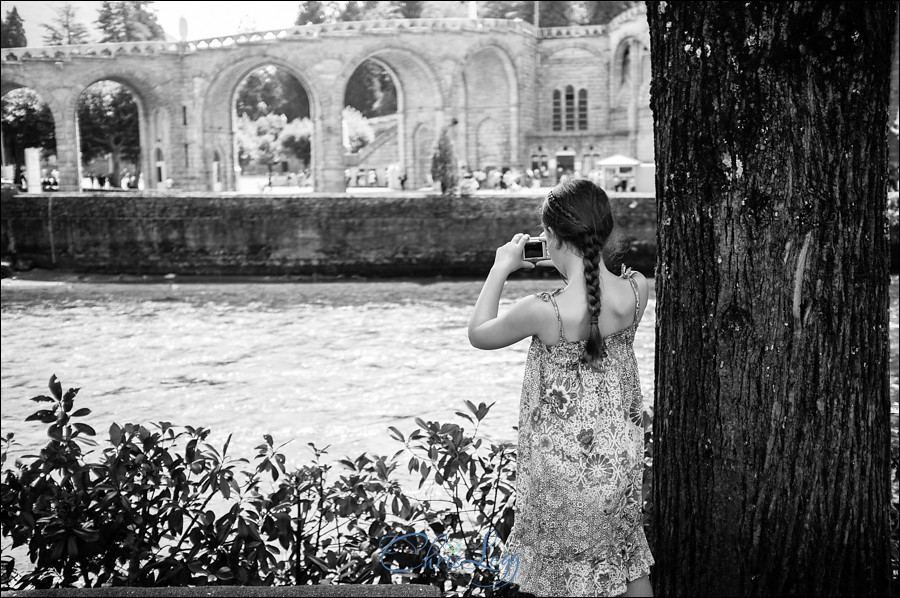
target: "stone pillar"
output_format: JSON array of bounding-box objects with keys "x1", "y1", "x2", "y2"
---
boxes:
[
  {"x1": 51, "y1": 90, "x2": 81, "y2": 192},
  {"x1": 318, "y1": 89, "x2": 346, "y2": 193}
]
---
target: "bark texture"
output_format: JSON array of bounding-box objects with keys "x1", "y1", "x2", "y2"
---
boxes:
[{"x1": 646, "y1": 2, "x2": 896, "y2": 596}]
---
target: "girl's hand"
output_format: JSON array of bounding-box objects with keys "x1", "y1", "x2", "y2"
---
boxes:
[{"x1": 493, "y1": 233, "x2": 535, "y2": 275}]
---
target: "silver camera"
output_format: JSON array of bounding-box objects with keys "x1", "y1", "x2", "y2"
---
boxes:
[{"x1": 523, "y1": 236, "x2": 549, "y2": 263}]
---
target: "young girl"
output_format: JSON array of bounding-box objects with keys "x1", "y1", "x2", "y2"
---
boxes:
[{"x1": 468, "y1": 178, "x2": 655, "y2": 597}]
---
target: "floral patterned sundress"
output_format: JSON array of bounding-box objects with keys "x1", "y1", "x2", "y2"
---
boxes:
[{"x1": 498, "y1": 270, "x2": 654, "y2": 597}]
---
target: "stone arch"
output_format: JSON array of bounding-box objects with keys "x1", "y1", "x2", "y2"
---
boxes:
[
  {"x1": 462, "y1": 44, "x2": 519, "y2": 169},
  {"x1": 612, "y1": 37, "x2": 645, "y2": 107},
  {"x1": 202, "y1": 57, "x2": 321, "y2": 192},
  {"x1": 412, "y1": 122, "x2": 433, "y2": 189},
  {"x1": 71, "y1": 69, "x2": 163, "y2": 189},
  {"x1": 0, "y1": 79, "x2": 59, "y2": 189},
  {"x1": 338, "y1": 44, "x2": 444, "y2": 189},
  {"x1": 342, "y1": 56, "x2": 402, "y2": 188}
]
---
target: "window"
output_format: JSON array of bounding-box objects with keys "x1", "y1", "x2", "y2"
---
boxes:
[
  {"x1": 565, "y1": 86, "x2": 575, "y2": 131},
  {"x1": 552, "y1": 90, "x2": 562, "y2": 131},
  {"x1": 578, "y1": 89, "x2": 588, "y2": 130},
  {"x1": 621, "y1": 45, "x2": 631, "y2": 88}
]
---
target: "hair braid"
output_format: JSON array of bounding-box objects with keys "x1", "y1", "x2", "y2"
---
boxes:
[
  {"x1": 541, "y1": 179, "x2": 616, "y2": 372},
  {"x1": 581, "y1": 231, "x2": 607, "y2": 370}
]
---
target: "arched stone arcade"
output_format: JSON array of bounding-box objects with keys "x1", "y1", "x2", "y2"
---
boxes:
[{"x1": 1, "y1": 11, "x2": 656, "y2": 192}]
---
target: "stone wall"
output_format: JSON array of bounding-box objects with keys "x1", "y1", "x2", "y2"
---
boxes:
[{"x1": 0, "y1": 192, "x2": 658, "y2": 277}]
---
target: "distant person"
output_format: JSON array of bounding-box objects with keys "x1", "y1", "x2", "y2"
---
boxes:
[{"x1": 467, "y1": 178, "x2": 654, "y2": 597}]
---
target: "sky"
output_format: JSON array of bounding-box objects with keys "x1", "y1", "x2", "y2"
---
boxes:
[{"x1": 1, "y1": 1, "x2": 302, "y2": 45}]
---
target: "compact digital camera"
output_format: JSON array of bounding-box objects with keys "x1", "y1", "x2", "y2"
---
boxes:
[{"x1": 523, "y1": 236, "x2": 549, "y2": 263}]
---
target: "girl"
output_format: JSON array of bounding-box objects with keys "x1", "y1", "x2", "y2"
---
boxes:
[{"x1": 468, "y1": 178, "x2": 654, "y2": 597}]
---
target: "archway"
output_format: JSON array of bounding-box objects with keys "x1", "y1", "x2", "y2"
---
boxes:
[
  {"x1": 76, "y1": 80, "x2": 143, "y2": 191},
  {"x1": 233, "y1": 65, "x2": 313, "y2": 193},
  {"x1": 1, "y1": 87, "x2": 57, "y2": 192},
  {"x1": 339, "y1": 46, "x2": 443, "y2": 191},
  {"x1": 463, "y1": 46, "x2": 517, "y2": 174},
  {"x1": 343, "y1": 58, "x2": 401, "y2": 190}
]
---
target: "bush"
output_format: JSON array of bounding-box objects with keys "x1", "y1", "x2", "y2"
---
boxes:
[
  {"x1": 0, "y1": 375, "x2": 531, "y2": 594},
  {"x1": 431, "y1": 123, "x2": 458, "y2": 196}
]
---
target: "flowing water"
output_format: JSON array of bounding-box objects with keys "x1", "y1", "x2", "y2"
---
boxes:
[{"x1": 1, "y1": 276, "x2": 659, "y2": 482}]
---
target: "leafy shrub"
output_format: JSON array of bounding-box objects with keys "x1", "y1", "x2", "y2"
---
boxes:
[{"x1": 1, "y1": 375, "x2": 533, "y2": 594}]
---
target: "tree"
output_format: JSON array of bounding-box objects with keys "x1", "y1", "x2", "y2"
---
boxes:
[
  {"x1": 235, "y1": 66, "x2": 310, "y2": 122},
  {"x1": 77, "y1": 82, "x2": 140, "y2": 187},
  {"x1": 1, "y1": 7, "x2": 27, "y2": 48},
  {"x1": 395, "y1": 1, "x2": 425, "y2": 18},
  {"x1": 344, "y1": 61, "x2": 397, "y2": 119},
  {"x1": 235, "y1": 113, "x2": 288, "y2": 185},
  {"x1": 341, "y1": 106, "x2": 374, "y2": 153},
  {"x1": 96, "y1": 1, "x2": 165, "y2": 43},
  {"x1": 584, "y1": 0, "x2": 641, "y2": 24},
  {"x1": 1, "y1": 89, "x2": 56, "y2": 178},
  {"x1": 42, "y1": 3, "x2": 90, "y2": 46},
  {"x1": 295, "y1": 1, "x2": 332, "y2": 25},
  {"x1": 431, "y1": 120, "x2": 458, "y2": 195},
  {"x1": 278, "y1": 117, "x2": 313, "y2": 167},
  {"x1": 646, "y1": 2, "x2": 895, "y2": 596}
]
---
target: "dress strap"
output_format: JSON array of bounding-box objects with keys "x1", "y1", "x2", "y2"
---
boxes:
[
  {"x1": 628, "y1": 276, "x2": 640, "y2": 327},
  {"x1": 535, "y1": 287, "x2": 568, "y2": 342}
]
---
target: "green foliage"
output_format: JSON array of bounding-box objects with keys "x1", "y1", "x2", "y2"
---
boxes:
[
  {"x1": 235, "y1": 66, "x2": 310, "y2": 122},
  {"x1": 344, "y1": 61, "x2": 398, "y2": 119},
  {"x1": 342, "y1": 107, "x2": 374, "y2": 153},
  {"x1": 1, "y1": 7, "x2": 27, "y2": 48},
  {"x1": 76, "y1": 82, "x2": 139, "y2": 187},
  {"x1": 278, "y1": 118, "x2": 314, "y2": 167},
  {"x1": 96, "y1": 1, "x2": 165, "y2": 43},
  {"x1": 0, "y1": 89, "x2": 56, "y2": 171},
  {"x1": 42, "y1": 3, "x2": 90, "y2": 46},
  {"x1": 0, "y1": 375, "x2": 529, "y2": 594},
  {"x1": 295, "y1": 1, "x2": 332, "y2": 25},
  {"x1": 235, "y1": 113, "x2": 287, "y2": 171},
  {"x1": 431, "y1": 124, "x2": 459, "y2": 196}
]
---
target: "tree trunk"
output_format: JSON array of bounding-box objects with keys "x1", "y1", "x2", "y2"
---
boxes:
[
  {"x1": 110, "y1": 146, "x2": 121, "y2": 189},
  {"x1": 647, "y1": 2, "x2": 896, "y2": 596}
]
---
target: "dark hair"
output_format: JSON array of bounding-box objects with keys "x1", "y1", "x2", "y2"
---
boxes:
[{"x1": 540, "y1": 178, "x2": 620, "y2": 371}]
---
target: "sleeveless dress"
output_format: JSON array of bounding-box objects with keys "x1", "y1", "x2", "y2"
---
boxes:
[{"x1": 498, "y1": 272, "x2": 654, "y2": 597}]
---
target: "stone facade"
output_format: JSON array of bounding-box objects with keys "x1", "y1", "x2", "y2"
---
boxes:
[{"x1": 0, "y1": 7, "x2": 651, "y2": 193}]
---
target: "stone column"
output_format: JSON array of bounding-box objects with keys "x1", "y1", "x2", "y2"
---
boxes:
[
  {"x1": 317, "y1": 88, "x2": 346, "y2": 193},
  {"x1": 50, "y1": 88, "x2": 81, "y2": 192}
]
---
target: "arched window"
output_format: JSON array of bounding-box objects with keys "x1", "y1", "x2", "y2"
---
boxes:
[
  {"x1": 578, "y1": 88, "x2": 588, "y2": 130},
  {"x1": 565, "y1": 85, "x2": 575, "y2": 131},
  {"x1": 621, "y1": 45, "x2": 631, "y2": 88},
  {"x1": 552, "y1": 90, "x2": 562, "y2": 131}
]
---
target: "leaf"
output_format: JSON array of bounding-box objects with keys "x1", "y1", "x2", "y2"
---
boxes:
[
  {"x1": 73, "y1": 423, "x2": 96, "y2": 436},
  {"x1": 71, "y1": 408, "x2": 91, "y2": 417},
  {"x1": 63, "y1": 388, "x2": 80, "y2": 402},
  {"x1": 109, "y1": 423, "x2": 122, "y2": 445},
  {"x1": 25, "y1": 410, "x2": 54, "y2": 422},
  {"x1": 29, "y1": 395, "x2": 55, "y2": 403},
  {"x1": 49, "y1": 375, "x2": 62, "y2": 400},
  {"x1": 387, "y1": 426, "x2": 405, "y2": 443},
  {"x1": 47, "y1": 423, "x2": 63, "y2": 441},
  {"x1": 414, "y1": 417, "x2": 429, "y2": 430}
]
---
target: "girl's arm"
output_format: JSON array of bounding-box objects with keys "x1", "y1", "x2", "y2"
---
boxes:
[{"x1": 468, "y1": 234, "x2": 547, "y2": 350}]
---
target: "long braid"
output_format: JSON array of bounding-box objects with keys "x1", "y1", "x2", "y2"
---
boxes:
[
  {"x1": 543, "y1": 179, "x2": 616, "y2": 372},
  {"x1": 581, "y1": 231, "x2": 606, "y2": 370}
]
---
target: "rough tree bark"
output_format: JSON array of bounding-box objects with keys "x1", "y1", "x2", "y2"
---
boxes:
[{"x1": 646, "y1": 2, "x2": 896, "y2": 596}]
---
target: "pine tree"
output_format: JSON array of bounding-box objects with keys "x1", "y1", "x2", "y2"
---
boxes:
[
  {"x1": 1, "y1": 7, "x2": 28, "y2": 48},
  {"x1": 42, "y1": 3, "x2": 90, "y2": 46},
  {"x1": 96, "y1": 1, "x2": 165, "y2": 43}
]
